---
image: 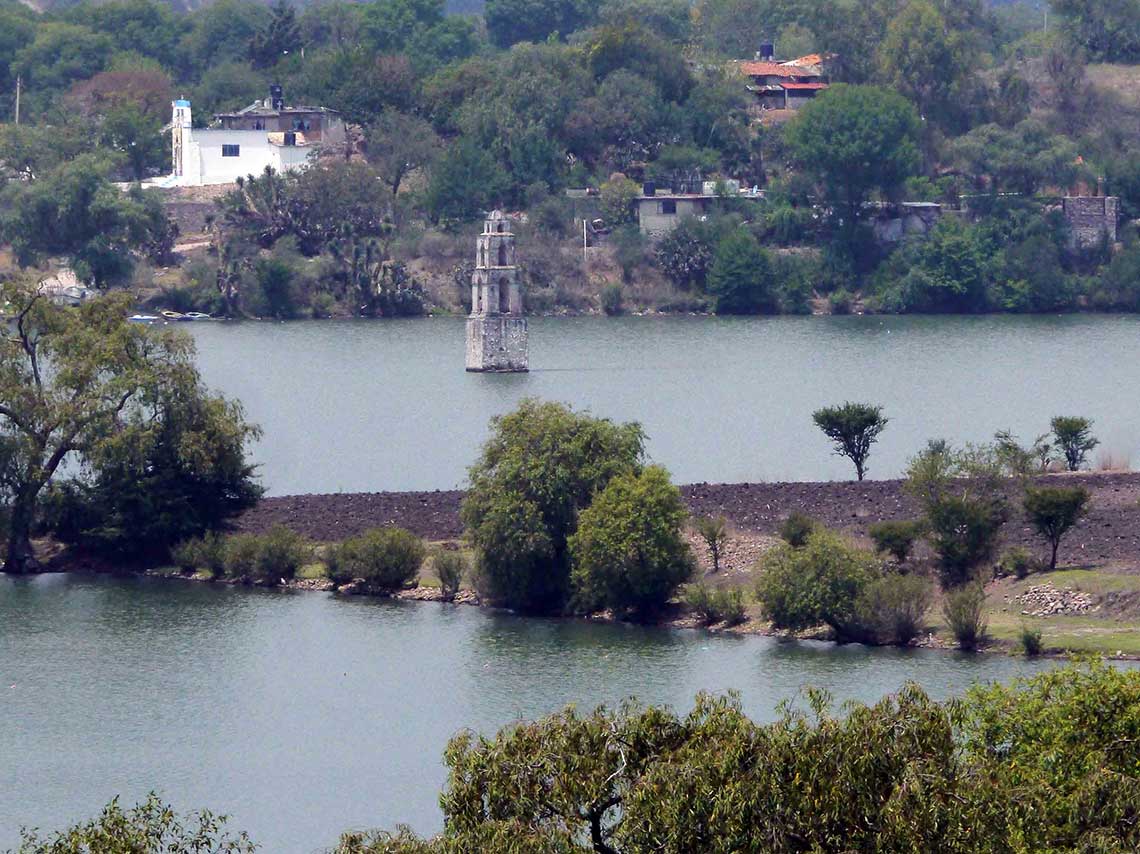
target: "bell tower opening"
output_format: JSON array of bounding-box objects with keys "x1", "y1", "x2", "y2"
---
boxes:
[
  {"x1": 499, "y1": 278, "x2": 510, "y2": 313},
  {"x1": 497, "y1": 243, "x2": 507, "y2": 266}
]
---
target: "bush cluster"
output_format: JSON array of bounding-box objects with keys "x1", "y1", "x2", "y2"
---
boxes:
[
  {"x1": 684, "y1": 584, "x2": 746, "y2": 627},
  {"x1": 327, "y1": 528, "x2": 426, "y2": 591},
  {"x1": 174, "y1": 525, "x2": 309, "y2": 585}
]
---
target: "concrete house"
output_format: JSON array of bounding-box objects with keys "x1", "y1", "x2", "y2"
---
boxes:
[
  {"x1": 636, "y1": 182, "x2": 717, "y2": 237},
  {"x1": 160, "y1": 87, "x2": 345, "y2": 187}
]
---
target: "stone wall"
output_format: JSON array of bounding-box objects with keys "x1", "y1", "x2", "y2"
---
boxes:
[
  {"x1": 1063, "y1": 196, "x2": 1119, "y2": 248},
  {"x1": 465, "y1": 316, "x2": 528, "y2": 372}
]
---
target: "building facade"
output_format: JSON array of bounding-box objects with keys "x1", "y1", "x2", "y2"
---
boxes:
[
  {"x1": 165, "y1": 89, "x2": 344, "y2": 188},
  {"x1": 1062, "y1": 195, "x2": 1119, "y2": 248},
  {"x1": 466, "y1": 211, "x2": 528, "y2": 372},
  {"x1": 636, "y1": 190, "x2": 716, "y2": 237}
]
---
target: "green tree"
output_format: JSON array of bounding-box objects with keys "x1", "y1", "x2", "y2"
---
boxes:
[
  {"x1": 569, "y1": 465, "x2": 694, "y2": 616},
  {"x1": 0, "y1": 285, "x2": 246, "y2": 573},
  {"x1": 484, "y1": 0, "x2": 601, "y2": 48},
  {"x1": 1049, "y1": 0, "x2": 1140, "y2": 61},
  {"x1": 249, "y1": 0, "x2": 302, "y2": 68},
  {"x1": 926, "y1": 494, "x2": 1007, "y2": 588},
  {"x1": 461, "y1": 399, "x2": 645, "y2": 614},
  {"x1": 14, "y1": 793, "x2": 255, "y2": 854},
  {"x1": 425, "y1": 139, "x2": 511, "y2": 223},
  {"x1": 44, "y1": 371, "x2": 262, "y2": 561},
  {"x1": 756, "y1": 527, "x2": 882, "y2": 642},
  {"x1": 785, "y1": 85, "x2": 921, "y2": 253},
  {"x1": 366, "y1": 109, "x2": 443, "y2": 196},
  {"x1": 1023, "y1": 486, "x2": 1090, "y2": 570},
  {"x1": 654, "y1": 215, "x2": 731, "y2": 291},
  {"x1": 694, "y1": 515, "x2": 728, "y2": 573},
  {"x1": 706, "y1": 230, "x2": 775, "y2": 314},
  {"x1": 597, "y1": 174, "x2": 640, "y2": 227},
  {"x1": 1050, "y1": 415, "x2": 1099, "y2": 471},
  {"x1": 876, "y1": 0, "x2": 975, "y2": 133},
  {"x1": 811, "y1": 401, "x2": 888, "y2": 481},
  {"x1": 0, "y1": 154, "x2": 174, "y2": 287},
  {"x1": 12, "y1": 22, "x2": 113, "y2": 102}
]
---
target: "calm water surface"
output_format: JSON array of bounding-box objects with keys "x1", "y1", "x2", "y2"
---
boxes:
[
  {"x1": 1, "y1": 575, "x2": 1064, "y2": 851},
  {"x1": 188, "y1": 314, "x2": 1140, "y2": 495}
]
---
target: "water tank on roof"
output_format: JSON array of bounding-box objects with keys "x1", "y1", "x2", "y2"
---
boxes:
[
  {"x1": 643, "y1": 181, "x2": 656, "y2": 196},
  {"x1": 759, "y1": 42, "x2": 775, "y2": 60},
  {"x1": 270, "y1": 84, "x2": 284, "y2": 112},
  {"x1": 283, "y1": 131, "x2": 296, "y2": 146}
]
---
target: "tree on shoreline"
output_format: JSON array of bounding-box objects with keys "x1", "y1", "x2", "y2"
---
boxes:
[
  {"x1": 461, "y1": 399, "x2": 645, "y2": 614},
  {"x1": 1050, "y1": 415, "x2": 1099, "y2": 471},
  {"x1": 0, "y1": 281, "x2": 259, "y2": 573},
  {"x1": 812, "y1": 401, "x2": 888, "y2": 481}
]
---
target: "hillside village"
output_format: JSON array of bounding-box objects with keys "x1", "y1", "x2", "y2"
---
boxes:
[{"x1": 0, "y1": 0, "x2": 1138, "y2": 319}]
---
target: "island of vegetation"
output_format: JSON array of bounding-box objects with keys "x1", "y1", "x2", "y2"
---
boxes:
[{"x1": 1, "y1": 0, "x2": 1139, "y2": 318}]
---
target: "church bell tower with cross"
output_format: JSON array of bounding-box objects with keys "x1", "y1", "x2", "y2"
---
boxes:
[{"x1": 465, "y1": 210, "x2": 528, "y2": 372}]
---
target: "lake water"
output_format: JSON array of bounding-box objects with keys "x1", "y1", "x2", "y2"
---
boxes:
[
  {"x1": 187, "y1": 314, "x2": 1140, "y2": 496},
  {"x1": 6, "y1": 315, "x2": 1140, "y2": 849},
  {"x1": 1, "y1": 574, "x2": 1064, "y2": 851}
]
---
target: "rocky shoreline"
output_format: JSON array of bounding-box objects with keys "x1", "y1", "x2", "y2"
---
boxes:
[{"x1": 235, "y1": 472, "x2": 1140, "y2": 569}]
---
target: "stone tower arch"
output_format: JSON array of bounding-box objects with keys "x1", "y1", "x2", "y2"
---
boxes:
[{"x1": 466, "y1": 210, "x2": 528, "y2": 371}]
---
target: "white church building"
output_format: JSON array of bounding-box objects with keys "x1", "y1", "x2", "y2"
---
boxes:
[{"x1": 159, "y1": 86, "x2": 345, "y2": 187}]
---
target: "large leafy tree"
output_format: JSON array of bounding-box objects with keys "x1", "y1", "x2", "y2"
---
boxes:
[
  {"x1": 569, "y1": 465, "x2": 694, "y2": 616},
  {"x1": 706, "y1": 229, "x2": 775, "y2": 314},
  {"x1": 461, "y1": 399, "x2": 646, "y2": 614},
  {"x1": 0, "y1": 154, "x2": 175, "y2": 286},
  {"x1": 0, "y1": 284, "x2": 258, "y2": 573},
  {"x1": 365, "y1": 109, "x2": 443, "y2": 195},
  {"x1": 785, "y1": 84, "x2": 921, "y2": 250},
  {"x1": 249, "y1": 0, "x2": 302, "y2": 69},
  {"x1": 484, "y1": 0, "x2": 601, "y2": 47}
]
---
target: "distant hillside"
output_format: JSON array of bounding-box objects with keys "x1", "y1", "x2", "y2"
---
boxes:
[{"x1": 16, "y1": 0, "x2": 485, "y2": 13}]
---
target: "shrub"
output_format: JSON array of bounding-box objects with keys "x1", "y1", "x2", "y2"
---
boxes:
[
  {"x1": 600, "y1": 282, "x2": 623, "y2": 315},
  {"x1": 854, "y1": 574, "x2": 933, "y2": 645},
  {"x1": 779, "y1": 512, "x2": 818, "y2": 548},
  {"x1": 328, "y1": 528, "x2": 426, "y2": 591},
  {"x1": 927, "y1": 494, "x2": 1007, "y2": 589},
  {"x1": 222, "y1": 534, "x2": 262, "y2": 580},
  {"x1": 251, "y1": 525, "x2": 308, "y2": 583},
  {"x1": 1020, "y1": 623, "x2": 1043, "y2": 656},
  {"x1": 685, "y1": 584, "x2": 746, "y2": 627},
  {"x1": 1023, "y1": 486, "x2": 1091, "y2": 571},
  {"x1": 943, "y1": 583, "x2": 988, "y2": 651},
  {"x1": 828, "y1": 289, "x2": 854, "y2": 314},
  {"x1": 997, "y1": 547, "x2": 1037, "y2": 580},
  {"x1": 1050, "y1": 416, "x2": 1099, "y2": 471},
  {"x1": 694, "y1": 515, "x2": 729, "y2": 573},
  {"x1": 172, "y1": 533, "x2": 225, "y2": 576},
  {"x1": 569, "y1": 466, "x2": 695, "y2": 616},
  {"x1": 435, "y1": 550, "x2": 466, "y2": 602},
  {"x1": 868, "y1": 520, "x2": 924, "y2": 563},
  {"x1": 756, "y1": 528, "x2": 881, "y2": 642}
]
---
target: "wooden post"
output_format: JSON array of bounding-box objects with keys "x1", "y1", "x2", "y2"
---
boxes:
[{"x1": 14, "y1": 75, "x2": 20, "y2": 125}]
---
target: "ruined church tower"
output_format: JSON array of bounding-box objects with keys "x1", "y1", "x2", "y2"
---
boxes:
[{"x1": 465, "y1": 210, "x2": 528, "y2": 372}]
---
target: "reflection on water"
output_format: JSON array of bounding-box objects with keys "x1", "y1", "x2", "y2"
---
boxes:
[
  {"x1": 1, "y1": 574, "x2": 1065, "y2": 851},
  {"x1": 187, "y1": 314, "x2": 1140, "y2": 495}
]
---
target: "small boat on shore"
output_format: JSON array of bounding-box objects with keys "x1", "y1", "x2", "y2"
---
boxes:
[
  {"x1": 161, "y1": 310, "x2": 192, "y2": 321},
  {"x1": 183, "y1": 311, "x2": 212, "y2": 320},
  {"x1": 128, "y1": 314, "x2": 161, "y2": 324}
]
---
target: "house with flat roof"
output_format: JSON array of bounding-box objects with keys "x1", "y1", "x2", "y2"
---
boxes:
[{"x1": 157, "y1": 86, "x2": 345, "y2": 188}]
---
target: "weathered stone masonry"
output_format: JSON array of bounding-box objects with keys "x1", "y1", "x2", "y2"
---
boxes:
[
  {"x1": 1062, "y1": 196, "x2": 1118, "y2": 249},
  {"x1": 465, "y1": 210, "x2": 528, "y2": 372}
]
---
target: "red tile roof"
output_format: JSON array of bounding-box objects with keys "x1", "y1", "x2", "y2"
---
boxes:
[
  {"x1": 780, "y1": 81, "x2": 829, "y2": 90},
  {"x1": 737, "y1": 61, "x2": 817, "y2": 78}
]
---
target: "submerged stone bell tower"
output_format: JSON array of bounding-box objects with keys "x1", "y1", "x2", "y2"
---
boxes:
[{"x1": 465, "y1": 210, "x2": 528, "y2": 372}]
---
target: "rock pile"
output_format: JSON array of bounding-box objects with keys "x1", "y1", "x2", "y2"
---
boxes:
[{"x1": 1017, "y1": 583, "x2": 1097, "y2": 617}]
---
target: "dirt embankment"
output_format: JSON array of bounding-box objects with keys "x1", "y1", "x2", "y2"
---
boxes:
[{"x1": 236, "y1": 472, "x2": 1140, "y2": 570}]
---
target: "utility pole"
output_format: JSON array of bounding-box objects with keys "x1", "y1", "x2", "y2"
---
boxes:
[{"x1": 14, "y1": 75, "x2": 20, "y2": 125}]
